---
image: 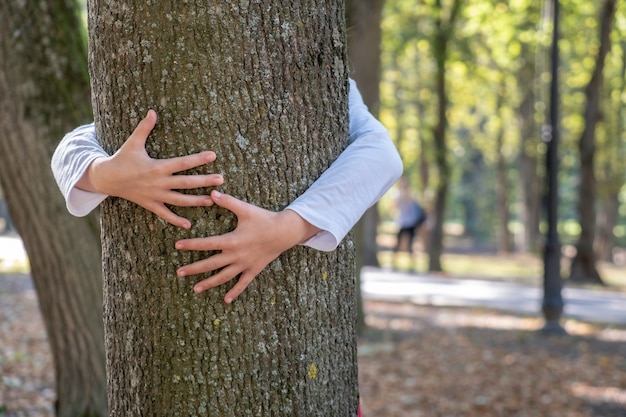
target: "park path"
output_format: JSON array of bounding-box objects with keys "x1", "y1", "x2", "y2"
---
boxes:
[
  {"x1": 361, "y1": 267, "x2": 626, "y2": 325},
  {"x1": 2, "y1": 235, "x2": 625, "y2": 325},
  {"x1": 0, "y1": 235, "x2": 27, "y2": 271}
]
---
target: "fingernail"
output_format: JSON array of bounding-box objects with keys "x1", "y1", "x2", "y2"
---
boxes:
[
  {"x1": 194, "y1": 285, "x2": 203, "y2": 294},
  {"x1": 177, "y1": 269, "x2": 186, "y2": 277},
  {"x1": 225, "y1": 296, "x2": 233, "y2": 304},
  {"x1": 213, "y1": 190, "x2": 222, "y2": 198}
]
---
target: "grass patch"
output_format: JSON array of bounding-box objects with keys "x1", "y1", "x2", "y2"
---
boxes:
[{"x1": 378, "y1": 249, "x2": 625, "y2": 291}]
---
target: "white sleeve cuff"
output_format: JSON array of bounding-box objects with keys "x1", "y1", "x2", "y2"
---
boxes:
[
  {"x1": 66, "y1": 187, "x2": 108, "y2": 217},
  {"x1": 300, "y1": 231, "x2": 340, "y2": 252},
  {"x1": 51, "y1": 123, "x2": 109, "y2": 217}
]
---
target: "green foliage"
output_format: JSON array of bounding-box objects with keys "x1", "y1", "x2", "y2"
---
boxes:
[{"x1": 380, "y1": 0, "x2": 626, "y2": 250}]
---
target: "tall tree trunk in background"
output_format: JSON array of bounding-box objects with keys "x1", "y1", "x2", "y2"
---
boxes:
[
  {"x1": 517, "y1": 26, "x2": 541, "y2": 253},
  {"x1": 517, "y1": 80, "x2": 540, "y2": 252},
  {"x1": 495, "y1": 84, "x2": 512, "y2": 253},
  {"x1": 495, "y1": 137, "x2": 512, "y2": 253},
  {"x1": 347, "y1": 0, "x2": 386, "y2": 271},
  {"x1": 459, "y1": 140, "x2": 483, "y2": 239},
  {"x1": 391, "y1": 54, "x2": 407, "y2": 153},
  {"x1": 596, "y1": 194, "x2": 619, "y2": 262},
  {"x1": 427, "y1": 0, "x2": 463, "y2": 272},
  {"x1": 596, "y1": 39, "x2": 626, "y2": 262},
  {"x1": 0, "y1": 2, "x2": 107, "y2": 417},
  {"x1": 414, "y1": 51, "x2": 431, "y2": 201},
  {"x1": 569, "y1": 0, "x2": 616, "y2": 285},
  {"x1": 89, "y1": 1, "x2": 357, "y2": 415},
  {"x1": 347, "y1": 0, "x2": 386, "y2": 334}
]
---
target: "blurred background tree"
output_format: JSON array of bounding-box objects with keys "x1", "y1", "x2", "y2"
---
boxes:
[
  {"x1": 376, "y1": 0, "x2": 625, "y2": 281},
  {"x1": 568, "y1": 0, "x2": 617, "y2": 285},
  {"x1": 0, "y1": 1, "x2": 106, "y2": 416}
]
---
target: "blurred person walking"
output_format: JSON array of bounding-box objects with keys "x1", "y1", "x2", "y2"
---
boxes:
[{"x1": 393, "y1": 177, "x2": 426, "y2": 270}]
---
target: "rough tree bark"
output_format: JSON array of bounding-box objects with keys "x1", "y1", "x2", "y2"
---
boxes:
[
  {"x1": 569, "y1": 0, "x2": 616, "y2": 285},
  {"x1": 88, "y1": 1, "x2": 357, "y2": 415},
  {"x1": 0, "y1": 1, "x2": 107, "y2": 416}
]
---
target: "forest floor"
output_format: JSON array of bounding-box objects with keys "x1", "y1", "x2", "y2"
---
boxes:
[
  {"x1": 358, "y1": 301, "x2": 626, "y2": 417},
  {"x1": 1, "y1": 271, "x2": 625, "y2": 417}
]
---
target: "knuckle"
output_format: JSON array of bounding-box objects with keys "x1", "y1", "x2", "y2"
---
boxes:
[{"x1": 148, "y1": 163, "x2": 167, "y2": 177}]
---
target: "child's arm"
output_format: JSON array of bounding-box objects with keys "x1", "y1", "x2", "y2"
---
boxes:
[
  {"x1": 176, "y1": 79, "x2": 403, "y2": 302},
  {"x1": 176, "y1": 190, "x2": 322, "y2": 303},
  {"x1": 52, "y1": 80, "x2": 402, "y2": 303},
  {"x1": 51, "y1": 110, "x2": 224, "y2": 229}
]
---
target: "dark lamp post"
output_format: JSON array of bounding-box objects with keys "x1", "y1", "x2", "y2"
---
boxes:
[{"x1": 542, "y1": 0, "x2": 565, "y2": 334}]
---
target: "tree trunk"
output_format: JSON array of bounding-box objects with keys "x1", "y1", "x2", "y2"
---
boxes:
[
  {"x1": 596, "y1": 39, "x2": 626, "y2": 262},
  {"x1": 495, "y1": 85, "x2": 512, "y2": 253},
  {"x1": 346, "y1": 0, "x2": 384, "y2": 116},
  {"x1": 89, "y1": 1, "x2": 357, "y2": 415},
  {"x1": 427, "y1": 57, "x2": 448, "y2": 271},
  {"x1": 596, "y1": 193, "x2": 619, "y2": 262},
  {"x1": 347, "y1": 0, "x2": 386, "y2": 269},
  {"x1": 0, "y1": 2, "x2": 107, "y2": 417},
  {"x1": 346, "y1": 0, "x2": 386, "y2": 333},
  {"x1": 569, "y1": 0, "x2": 616, "y2": 285},
  {"x1": 459, "y1": 143, "x2": 482, "y2": 239},
  {"x1": 428, "y1": 0, "x2": 463, "y2": 272},
  {"x1": 517, "y1": 84, "x2": 540, "y2": 253},
  {"x1": 516, "y1": 10, "x2": 541, "y2": 254}
]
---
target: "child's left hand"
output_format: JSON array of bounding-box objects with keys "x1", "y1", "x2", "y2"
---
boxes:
[{"x1": 175, "y1": 190, "x2": 321, "y2": 303}]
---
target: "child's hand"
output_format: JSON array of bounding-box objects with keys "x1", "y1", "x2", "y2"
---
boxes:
[
  {"x1": 175, "y1": 190, "x2": 321, "y2": 303},
  {"x1": 79, "y1": 110, "x2": 224, "y2": 229}
]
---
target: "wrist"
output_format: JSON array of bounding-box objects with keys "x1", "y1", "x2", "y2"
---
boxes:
[
  {"x1": 76, "y1": 156, "x2": 109, "y2": 194},
  {"x1": 279, "y1": 209, "x2": 321, "y2": 247}
]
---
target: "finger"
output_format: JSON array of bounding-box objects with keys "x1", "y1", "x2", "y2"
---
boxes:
[
  {"x1": 150, "y1": 204, "x2": 191, "y2": 229},
  {"x1": 192, "y1": 265, "x2": 242, "y2": 294},
  {"x1": 163, "y1": 173, "x2": 224, "y2": 190},
  {"x1": 176, "y1": 252, "x2": 233, "y2": 277},
  {"x1": 161, "y1": 192, "x2": 215, "y2": 208},
  {"x1": 127, "y1": 110, "x2": 157, "y2": 150},
  {"x1": 160, "y1": 151, "x2": 218, "y2": 174},
  {"x1": 176, "y1": 234, "x2": 232, "y2": 252},
  {"x1": 224, "y1": 271, "x2": 257, "y2": 303},
  {"x1": 210, "y1": 190, "x2": 249, "y2": 217}
]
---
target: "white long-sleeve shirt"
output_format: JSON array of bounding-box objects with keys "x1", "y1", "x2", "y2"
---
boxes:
[{"x1": 51, "y1": 79, "x2": 403, "y2": 251}]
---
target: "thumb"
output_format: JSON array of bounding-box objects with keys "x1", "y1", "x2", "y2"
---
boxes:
[
  {"x1": 127, "y1": 109, "x2": 157, "y2": 150},
  {"x1": 211, "y1": 190, "x2": 247, "y2": 216}
]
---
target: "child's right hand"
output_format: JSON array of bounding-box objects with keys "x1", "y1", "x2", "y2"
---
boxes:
[{"x1": 77, "y1": 110, "x2": 224, "y2": 229}]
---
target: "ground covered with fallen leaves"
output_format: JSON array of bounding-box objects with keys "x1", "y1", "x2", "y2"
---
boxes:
[
  {"x1": 1, "y1": 272, "x2": 625, "y2": 417},
  {"x1": 359, "y1": 301, "x2": 626, "y2": 417}
]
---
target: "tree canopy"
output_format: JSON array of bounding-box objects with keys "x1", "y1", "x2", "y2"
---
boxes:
[{"x1": 378, "y1": 0, "x2": 625, "y2": 268}]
